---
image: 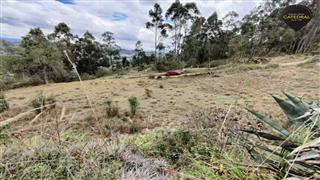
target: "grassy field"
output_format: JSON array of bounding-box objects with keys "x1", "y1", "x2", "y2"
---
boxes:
[
  {"x1": 1, "y1": 54, "x2": 319, "y2": 179},
  {"x1": 2, "y1": 54, "x2": 319, "y2": 132}
]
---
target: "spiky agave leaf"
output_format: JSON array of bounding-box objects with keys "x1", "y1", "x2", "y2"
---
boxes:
[
  {"x1": 272, "y1": 95, "x2": 308, "y2": 124},
  {"x1": 241, "y1": 130, "x2": 285, "y2": 141},
  {"x1": 245, "y1": 108, "x2": 290, "y2": 137},
  {"x1": 242, "y1": 130, "x2": 299, "y2": 149},
  {"x1": 274, "y1": 92, "x2": 319, "y2": 127},
  {"x1": 282, "y1": 91, "x2": 310, "y2": 112}
]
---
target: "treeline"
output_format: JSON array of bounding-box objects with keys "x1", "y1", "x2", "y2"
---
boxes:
[
  {"x1": 132, "y1": 0, "x2": 319, "y2": 69},
  {"x1": 1, "y1": 23, "x2": 126, "y2": 88},
  {"x1": 143, "y1": 0, "x2": 319, "y2": 67},
  {"x1": 1, "y1": 0, "x2": 319, "y2": 89}
]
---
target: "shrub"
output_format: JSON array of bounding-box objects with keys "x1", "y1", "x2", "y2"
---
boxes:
[
  {"x1": 0, "y1": 91, "x2": 9, "y2": 113},
  {"x1": 80, "y1": 73, "x2": 91, "y2": 80},
  {"x1": 95, "y1": 66, "x2": 112, "y2": 78},
  {"x1": 128, "y1": 97, "x2": 139, "y2": 117},
  {"x1": 149, "y1": 130, "x2": 210, "y2": 167},
  {"x1": 28, "y1": 75, "x2": 44, "y2": 86},
  {"x1": 67, "y1": 70, "x2": 78, "y2": 82},
  {"x1": 106, "y1": 100, "x2": 119, "y2": 118},
  {"x1": 153, "y1": 58, "x2": 184, "y2": 72},
  {"x1": 104, "y1": 118, "x2": 145, "y2": 135},
  {"x1": 0, "y1": 124, "x2": 11, "y2": 145},
  {"x1": 243, "y1": 92, "x2": 320, "y2": 179},
  {"x1": 31, "y1": 91, "x2": 56, "y2": 113}
]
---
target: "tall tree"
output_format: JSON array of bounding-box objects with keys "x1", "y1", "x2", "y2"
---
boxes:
[
  {"x1": 73, "y1": 31, "x2": 103, "y2": 74},
  {"x1": 21, "y1": 28, "x2": 63, "y2": 84},
  {"x1": 132, "y1": 40, "x2": 147, "y2": 66},
  {"x1": 166, "y1": 0, "x2": 199, "y2": 57},
  {"x1": 146, "y1": 3, "x2": 170, "y2": 57},
  {"x1": 101, "y1": 31, "x2": 121, "y2": 66},
  {"x1": 48, "y1": 22, "x2": 74, "y2": 70}
]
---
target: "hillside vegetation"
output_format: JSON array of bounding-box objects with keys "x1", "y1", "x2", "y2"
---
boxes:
[
  {"x1": 1, "y1": 54, "x2": 319, "y2": 179},
  {"x1": 1, "y1": 0, "x2": 320, "y2": 179}
]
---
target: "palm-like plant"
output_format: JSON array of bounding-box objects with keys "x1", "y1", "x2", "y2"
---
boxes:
[{"x1": 243, "y1": 92, "x2": 319, "y2": 178}]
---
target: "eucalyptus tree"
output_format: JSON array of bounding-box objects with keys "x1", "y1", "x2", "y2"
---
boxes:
[
  {"x1": 73, "y1": 31, "x2": 103, "y2": 74},
  {"x1": 48, "y1": 22, "x2": 73, "y2": 46},
  {"x1": 146, "y1": 3, "x2": 170, "y2": 57},
  {"x1": 48, "y1": 22, "x2": 74, "y2": 70},
  {"x1": 181, "y1": 16, "x2": 206, "y2": 64},
  {"x1": 132, "y1": 40, "x2": 147, "y2": 66},
  {"x1": 101, "y1": 31, "x2": 121, "y2": 66},
  {"x1": 21, "y1": 28, "x2": 63, "y2": 84},
  {"x1": 166, "y1": 0, "x2": 199, "y2": 57}
]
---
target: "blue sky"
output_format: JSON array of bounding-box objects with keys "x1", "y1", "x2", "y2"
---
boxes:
[{"x1": 1, "y1": 0, "x2": 262, "y2": 50}]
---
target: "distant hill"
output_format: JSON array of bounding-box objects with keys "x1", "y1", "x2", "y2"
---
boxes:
[
  {"x1": 0, "y1": 40, "x2": 19, "y2": 55},
  {"x1": 0, "y1": 37, "x2": 21, "y2": 45},
  {"x1": 120, "y1": 49, "x2": 154, "y2": 60},
  {"x1": 120, "y1": 49, "x2": 135, "y2": 60}
]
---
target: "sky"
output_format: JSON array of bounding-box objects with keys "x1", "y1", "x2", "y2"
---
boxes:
[{"x1": 1, "y1": 0, "x2": 263, "y2": 50}]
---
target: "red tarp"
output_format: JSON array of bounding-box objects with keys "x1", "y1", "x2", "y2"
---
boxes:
[{"x1": 165, "y1": 70, "x2": 185, "y2": 76}]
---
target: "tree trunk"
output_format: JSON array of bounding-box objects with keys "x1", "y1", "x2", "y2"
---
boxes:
[
  {"x1": 43, "y1": 66, "x2": 49, "y2": 85},
  {"x1": 174, "y1": 22, "x2": 178, "y2": 58},
  {"x1": 155, "y1": 25, "x2": 157, "y2": 58}
]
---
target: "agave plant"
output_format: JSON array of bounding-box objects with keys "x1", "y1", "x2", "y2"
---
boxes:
[{"x1": 242, "y1": 92, "x2": 319, "y2": 179}]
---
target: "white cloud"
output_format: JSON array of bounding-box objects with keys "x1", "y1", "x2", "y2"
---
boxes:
[{"x1": 1, "y1": 0, "x2": 262, "y2": 50}]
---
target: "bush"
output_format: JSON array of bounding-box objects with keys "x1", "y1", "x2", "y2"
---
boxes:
[
  {"x1": 106, "y1": 100, "x2": 119, "y2": 118},
  {"x1": 0, "y1": 91, "x2": 9, "y2": 113},
  {"x1": 95, "y1": 66, "x2": 112, "y2": 78},
  {"x1": 0, "y1": 124, "x2": 11, "y2": 145},
  {"x1": 28, "y1": 75, "x2": 44, "y2": 86},
  {"x1": 128, "y1": 97, "x2": 139, "y2": 117},
  {"x1": 104, "y1": 118, "x2": 145, "y2": 135},
  {"x1": 67, "y1": 70, "x2": 78, "y2": 82},
  {"x1": 153, "y1": 58, "x2": 184, "y2": 72},
  {"x1": 149, "y1": 130, "x2": 210, "y2": 167},
  {"x1": 31, "y1": 91, "x2": 56, "y2": 113},
  {"x1": 80, "y1": 73, "x2": 92, "y2": 80},
  {"x1": 0, "y1": 74, "x2": 15, "y2": 90}
]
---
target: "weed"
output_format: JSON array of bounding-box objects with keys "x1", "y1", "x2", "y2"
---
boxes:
[
  {"x1": 149, "y1": 130, "x2": 209, "y2": 167},
  {"x1": 106, "y1": 100, "x2": 119, "y2": 117},
  {"x1": 128, "y1": 96, "x2": 139, "y2": 117},
  {"x1": 0, "y1": 138, "x2": 123, "y2": 179},
  {"x1": 31, "y1": 91, "x2": 56, "y2": 113},
  {"x1": 0, "y1": 124, "x2": 11, "y2": 145},
  {"x1": 0, "y1": 91, "x2": 9, "y2": 113},
  {"x1": 104, "y1": 119, "x2": 144, "y2": 135},
  {"x1": 95, "y1": 66, "x2": 112, "y2": 78}
]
